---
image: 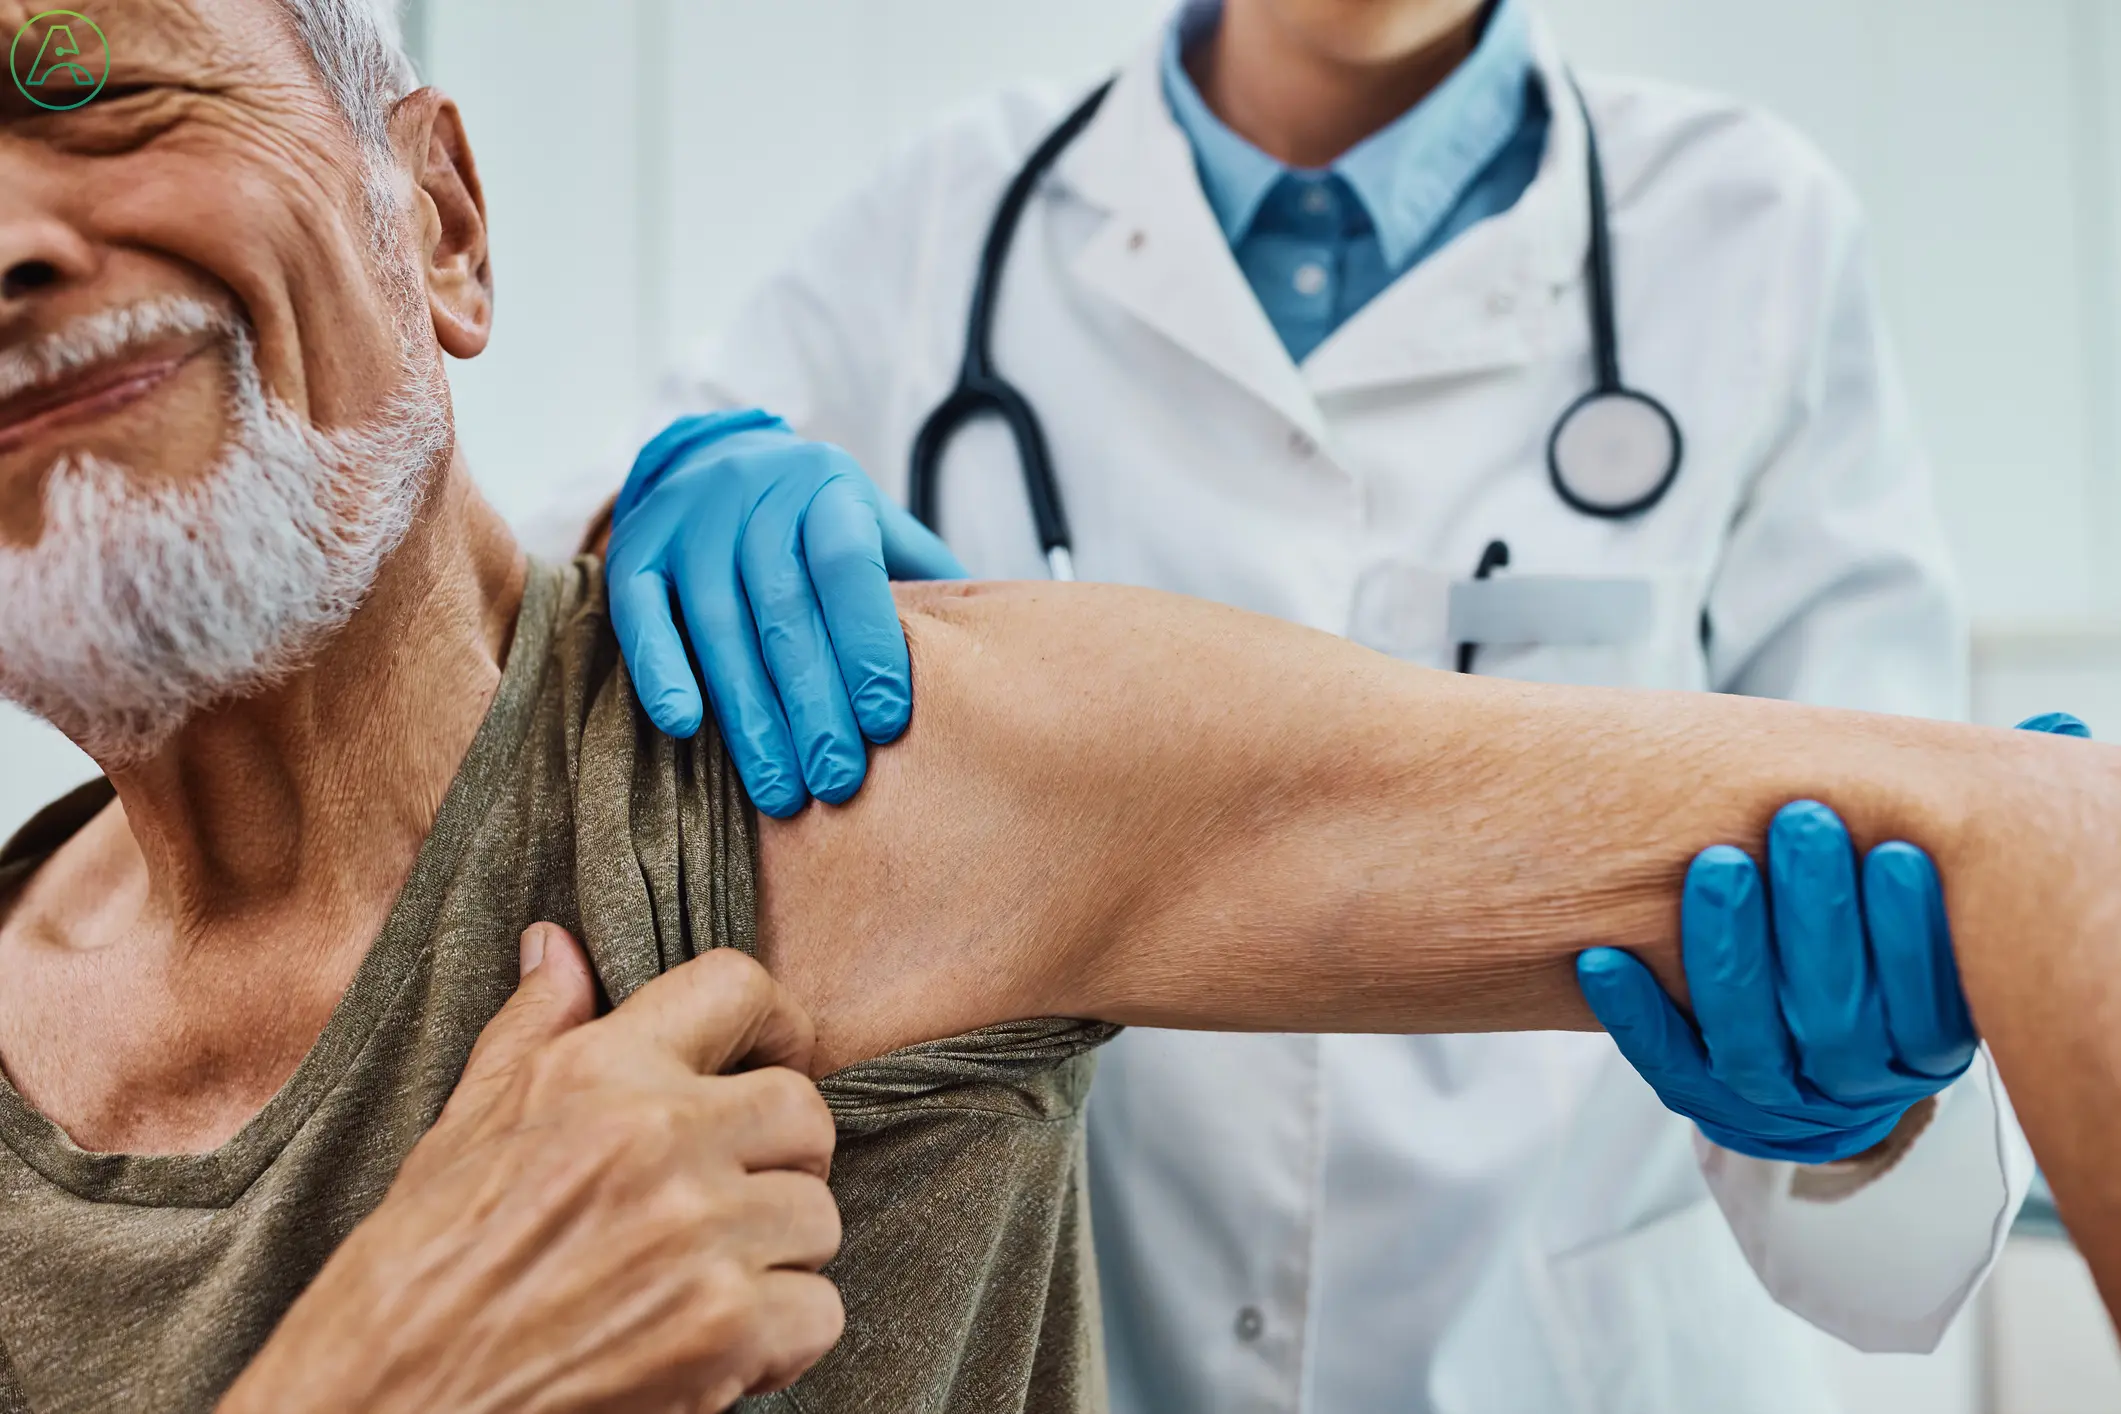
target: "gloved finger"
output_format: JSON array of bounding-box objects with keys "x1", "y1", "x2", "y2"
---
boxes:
[
  {"x1": 609, "y1": 568, "x2": 707, "y2": 740},
  {"x1": 2016, "y1": 711, "x2": 2091, "y2": 738},
  {"x1": 1578, "y1": 948, "x2": 1721, "y2": 1117},
  {"x1": 879, "y1": 499, "x2": 970, "y2": 582},
  {"x1": 1864, "y1": 842, "x2": 1974, "y2": 1079},
  {"x1": 740, "y1": 481, "x2": 869, "y2": 807},
  {"x1": 1769, "y1": 801, "x2": 1900, "y2": 1104},
  {"x1": 1683, "y1": 846, "x2": 1805, "y2": 1110},
  {"x1": 805, "y1": 479, "x2": 916, "y2": 746},
  {"x1": 675, "y1": 529, "x2": 807, "y2": 819}
]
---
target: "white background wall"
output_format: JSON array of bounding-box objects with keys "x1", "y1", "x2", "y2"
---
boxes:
[{"x1": 5, "y1": 2, "x2": 2121, "y2": 1406}]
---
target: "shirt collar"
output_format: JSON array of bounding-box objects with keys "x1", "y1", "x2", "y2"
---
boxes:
[
  {"x1": 1160, "y1": 1, "x2": 1285, "y2": 243},
  {"x1": 1160, "y1": 0, "x2": 1538, "y2": 267}
]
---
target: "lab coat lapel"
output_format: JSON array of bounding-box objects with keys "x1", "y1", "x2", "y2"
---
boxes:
[
  {"x1": 1302, "y1": 22, "x2": 1593, "y2": 398},
  {"x1": 1056, "y1": 45, "x2": 1328, "y2": 441}
]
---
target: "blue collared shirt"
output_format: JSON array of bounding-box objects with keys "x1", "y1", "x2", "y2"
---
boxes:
[{"x1": 1160, "y1": 0, "x2": 1550, "y2": 364}]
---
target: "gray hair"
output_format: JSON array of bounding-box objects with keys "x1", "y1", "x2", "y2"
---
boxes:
[{"x1": 278, "y1": 0, "x2": 420, "y2": 160}]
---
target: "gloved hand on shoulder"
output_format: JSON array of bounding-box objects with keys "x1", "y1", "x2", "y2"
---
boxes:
[{"x1": 605, "y1": 411, "x2": 966, "y2": 818}]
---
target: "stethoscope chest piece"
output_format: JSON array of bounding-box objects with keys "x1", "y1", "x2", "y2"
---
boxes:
[{"x1": 1547, "y1": 387, "x2": 1682, "y2": 519}]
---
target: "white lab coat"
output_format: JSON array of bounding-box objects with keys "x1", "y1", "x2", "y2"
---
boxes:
[{"x1": 639, "y1": 18, "x2": 2035, "y2": 1414}]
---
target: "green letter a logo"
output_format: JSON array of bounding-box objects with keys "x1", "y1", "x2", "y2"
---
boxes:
[{"x1": 28, "y1": 23, "x2": 94, "y2": 88}]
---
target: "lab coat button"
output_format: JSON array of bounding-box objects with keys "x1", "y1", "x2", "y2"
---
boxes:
[
  {"x1": 1234, "y1": 1306, "x2": 1266, "y2": 1342},
  {"x1": 1288, "y1": 429, "x2": 1318, "y2": 459},
  {"x1": 1488, "y1": 290, "x2": 1516, "y2": 315},
  {"x1": 1127, "y1": 229, "x2": 1147, "y2": 252}
]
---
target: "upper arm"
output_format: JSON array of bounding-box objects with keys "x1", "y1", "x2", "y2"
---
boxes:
[
  {"x1": 752, "y1": 581, "x2": 1198, "y2": 1074},
  {"x1": 748, "y1": 579, "x2": 1619, "y2": 1076},
  {"x1": 751, "y1": 580, "x2": 1364, "y2": 1074}
]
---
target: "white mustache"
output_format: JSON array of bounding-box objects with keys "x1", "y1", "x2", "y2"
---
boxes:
[{"x1": 0, "y1": 296, "x2": 234, "y2": 404}]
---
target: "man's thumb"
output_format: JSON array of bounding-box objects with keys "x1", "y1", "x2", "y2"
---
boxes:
[{"x1": 452, "y1": 924, "x2": 599, "y2": 1100}]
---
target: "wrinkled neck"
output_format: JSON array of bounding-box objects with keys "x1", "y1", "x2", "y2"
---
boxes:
[{"x1": 100, "y1": 457, "x2": 526, "y2": 943}]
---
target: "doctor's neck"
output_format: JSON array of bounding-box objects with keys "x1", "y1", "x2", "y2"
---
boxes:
[{"x1": 1195, "y1": 0, "x2": 1492, "y2": 169}]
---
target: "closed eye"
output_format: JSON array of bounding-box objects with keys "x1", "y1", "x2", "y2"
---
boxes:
[{"x1": 13, "y1": 84, "x2": 196, "y2": 152}]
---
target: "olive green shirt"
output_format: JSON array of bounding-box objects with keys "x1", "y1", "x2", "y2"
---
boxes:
[{"x1": 0, "y1": 559, "x2": 1115, "y2": 1413}]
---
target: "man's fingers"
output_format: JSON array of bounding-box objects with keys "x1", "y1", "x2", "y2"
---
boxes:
[
  {"x1": 737, "y1": 1273, "x2": 847, "y2": 1401},
  {"x1": 804, "y1": 479, "x2": 916, "y2": 746},
  {"x1": 604, "y1": 948, "x2": 819, "y2": 1078},
  {"x1": 715, "y1": 1067, "x2": 838, "y2": 1182},
  {"x1": 1682, "y1": 847, "x2": 1804, "y2": 1109},
  {"x1": 442, "y1": 924, "x2": 599, "y2": 1122},
  {"x1": 733, "y1": 1167, "x2": 843, "y2": 1268}
]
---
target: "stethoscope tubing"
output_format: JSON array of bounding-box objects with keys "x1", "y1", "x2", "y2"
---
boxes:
[
  {"x1": 909, "y1": 69, "x2": 1682, "y2": 583},
  {"x1": 908, "y1": 80, "x2": 1114, "y2": 579}
]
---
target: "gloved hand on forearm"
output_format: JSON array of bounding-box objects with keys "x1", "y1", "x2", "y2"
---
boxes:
[
  {"x1": 1579, "y1": 711, "x2": 2090, "y2": 1163},
  {"x1": 606, "y1": 411, "x2": 967, "y2": 817}
]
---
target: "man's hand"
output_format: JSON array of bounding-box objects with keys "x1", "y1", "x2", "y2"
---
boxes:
[
  {"x1": 607, "y1": 411, "x2": 966, "y2": 817},
  {"x1": 1579, "y1": 711, "x2": 2091, "y2": 1163},
  {"x1": 221, "y1": 926, "x2": 844, "y2": 1414}
]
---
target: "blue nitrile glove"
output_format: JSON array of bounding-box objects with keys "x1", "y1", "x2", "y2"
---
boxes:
[
  {"x1": 606, "y1": 410, "x2": 967, "y2": 817},
  {"x1": 1578, "y1": 711, "x2": 2090, "y2": 1163}
]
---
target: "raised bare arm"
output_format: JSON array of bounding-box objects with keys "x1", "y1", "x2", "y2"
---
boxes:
[{"x1": 755, "y1": 579, "x2": 2121, "y2": 1310}]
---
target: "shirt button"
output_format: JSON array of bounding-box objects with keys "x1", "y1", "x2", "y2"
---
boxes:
[
  {"x1": 1301, "y1": 185, "x2": 1333, "y2": 215},
  {"x1": 1235, "y1": 1306, "x2": 1266, "y2": 1342},
  {"x1": 1293, "y1": 263, "x2": 1328, "y2": 297}
]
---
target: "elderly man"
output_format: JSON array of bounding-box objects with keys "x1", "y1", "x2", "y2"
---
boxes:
[{"x1": 6, "y1": 2, "x2": 2121, "y2": 1413}]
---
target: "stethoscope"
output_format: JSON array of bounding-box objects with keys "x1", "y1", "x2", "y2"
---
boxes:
[{"x1": 909, "y1": 73, "x2": 1684, "y2": 591}]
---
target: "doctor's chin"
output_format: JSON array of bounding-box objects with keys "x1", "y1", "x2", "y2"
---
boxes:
[{"x1": 1, "y1": 0, "x2": 2117, "y2": 1412}]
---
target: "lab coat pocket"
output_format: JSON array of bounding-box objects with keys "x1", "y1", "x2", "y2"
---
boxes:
[
  {"x1": 1547, "y1": 1197, "x2": 1842, "y2": 1414},
  {"x1": 1459, "y1": 567, "x2": 1707, "y2": 691}
]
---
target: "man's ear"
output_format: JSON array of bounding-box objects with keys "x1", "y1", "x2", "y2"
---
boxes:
[{"x1": 389, "y1": 89, "x2": 493, "y2": 360}]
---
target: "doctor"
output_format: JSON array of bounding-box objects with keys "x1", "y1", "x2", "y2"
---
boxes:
[{"x1": 589, "y1": 0, "x2": 2034, "y2": 1409}]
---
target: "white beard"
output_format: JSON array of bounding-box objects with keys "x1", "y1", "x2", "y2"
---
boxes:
[{"x1": 0, "y1": 296, "x2": 452, "y2": 766}]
